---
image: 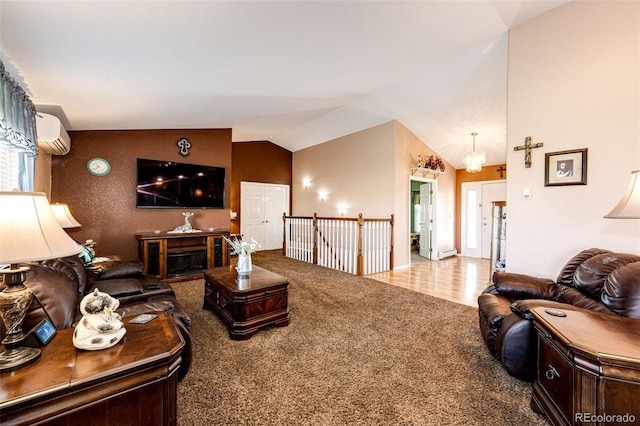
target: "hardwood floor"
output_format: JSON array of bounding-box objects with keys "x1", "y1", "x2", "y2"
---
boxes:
[{"x1": 367, "y1": 251, "x2": 491, "y2": 308}]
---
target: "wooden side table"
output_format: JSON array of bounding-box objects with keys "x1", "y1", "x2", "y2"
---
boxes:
[
  {"x1": 530, "y1": 307, "x2": 640, "y2": 425},
  {"x1": 0, "y1": 312, "x2": 184, "y2": 426},
  {"x1": 203, "y1": 265, "x2": 289, "y2": 340}
]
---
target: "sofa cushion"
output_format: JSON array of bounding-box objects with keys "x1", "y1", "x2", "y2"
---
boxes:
[
  {"x1": 554, "y1": 285, "x2": 613, "y2": 314},
  {"x1": 97, "y1": 261, "x2": 146, "y2": 280},
  {"x1": 40, "y1": 258, "x2": 81, "y2": 291},
  {"x1": 601, "y1": 262, "x2": 640, "y2": 318},
  {"x1": 493, "y1": 272, "x2": 556, "y2": 299},
  {"x1": 556, "y1": 248, "x2": 612, "y2": 287},
  {"x1": 61, "y1": 256, "x2": 90, "y2": 294},
  {"x1": 24, "y1": 264, "x2": 78, "y2": 330},
  {"x1": 573, "y1": 253, "x2": 640, "y2": 299},
  {"x1": 88, "y1": 278, "x2": 144, "y2": 298},
  {"x1": 115, "y1": 279, "x2": 175, "y2": 306}
]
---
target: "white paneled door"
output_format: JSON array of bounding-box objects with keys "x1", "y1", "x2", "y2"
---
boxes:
[
  {"x1": 419, "y1": 182, "x2": 435, "y2": 260},
  {"x1": 240, "y1": 182, "x2": 290, "y2": 250},
  {"x1": 461, "y1": 181, "x2": 505, "y2": 258}
]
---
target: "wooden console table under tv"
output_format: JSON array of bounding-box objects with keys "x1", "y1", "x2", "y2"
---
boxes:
[
  {"x1": 530, "y1": 307, "x2": 640, "y2": 426},
  {"x1": 136, "y1": 230, "x2": 230, "y2": 282},
  {"x1": 0, "y1": 312, "x2": 185, "y2": 426}
]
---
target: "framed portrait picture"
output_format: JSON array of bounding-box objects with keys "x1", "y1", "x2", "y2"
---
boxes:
[{"x1": 545, "y1": 148, "x2": 588, "y2": 186}]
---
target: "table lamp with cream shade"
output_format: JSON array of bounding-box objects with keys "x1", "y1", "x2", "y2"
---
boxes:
[
  {"x1": 51, "y1": 203, "x2": 82, "y2": 228},
  {"x1": 0, "y1": 192, "x2": 82, "y2": 372},
  {"x1": 51, "y1": 202, "x2": 99, "y2": 265},
  {"x1": 605, "y1": 170, "x2": 640, "y2": 219}
]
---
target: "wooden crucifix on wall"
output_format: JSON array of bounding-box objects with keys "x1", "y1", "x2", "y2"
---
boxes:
[{"x1": 514, "y1": 136, "x2": 543, "y2": 168}]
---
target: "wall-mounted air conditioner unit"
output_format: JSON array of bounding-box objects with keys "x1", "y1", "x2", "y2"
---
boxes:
[{"x1": 36, "y1": 113, "x2": 71, "y2": 155}]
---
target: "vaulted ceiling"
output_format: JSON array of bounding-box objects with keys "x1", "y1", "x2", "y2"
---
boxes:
[{"x1": 0, "y1": 1, "x2": 569, "y2": 169}]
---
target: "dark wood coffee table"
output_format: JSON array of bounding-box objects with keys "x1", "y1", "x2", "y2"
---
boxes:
[{"x1": 203, "y1": 265, "x2": 289, "y2": 340}]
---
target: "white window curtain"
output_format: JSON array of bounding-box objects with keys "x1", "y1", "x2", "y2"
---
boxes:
[{"x1": 0, "y1": 59, "x2": 38, "y2": 191}]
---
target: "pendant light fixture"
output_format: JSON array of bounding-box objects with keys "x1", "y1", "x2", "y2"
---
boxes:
[{"x1": 463, "y1": 131, "x2": 485, "y2": 173}]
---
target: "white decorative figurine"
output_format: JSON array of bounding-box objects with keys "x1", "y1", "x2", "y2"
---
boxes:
[
  {"x1": 73, "y1": 288, "x2": 126, "y2": 351},
  {"x1": 169, "y1": 211, "x2": 201, "y2": 233}
]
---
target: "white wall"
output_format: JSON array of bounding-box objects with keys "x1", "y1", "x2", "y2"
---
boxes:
[
  {"x1": 394, "y1": 122, "x2": 456, "y2": 265},
  {"x1": 292, "y1": 120, "x2": 456, "y2": 269},
  {"x1": 292, "y1": 121, "x2": 396, "y2": 218},
  {"x1": 506, "y1": 0, "x2": 640, "y2": 278}
]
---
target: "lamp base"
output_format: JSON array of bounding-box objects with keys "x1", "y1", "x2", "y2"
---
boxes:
[
  {"x1": 0, "y1": 265, "x2": 41, "y2": 373},
  {"x1": 0, "y1": 345, "x2": 41, "y2": 373}
]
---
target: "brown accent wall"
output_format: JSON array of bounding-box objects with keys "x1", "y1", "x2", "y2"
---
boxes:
[
  {"x1": 231, "y1": 141, "x2": 293, "y2": 234},
  {"x1": 51, "y1": 129, "x2": 232, "y2": 261},
  {"x1": 455, "y1": 164, "x2": 507, "y2": 252}
]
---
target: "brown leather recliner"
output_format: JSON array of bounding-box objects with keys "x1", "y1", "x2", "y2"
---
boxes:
[
  {"x1": 0, "y1": 255, "x2": 193, "y2": 380},
  {"x1": 478, "y1": 248, "x2": 640, "y2": 381}
]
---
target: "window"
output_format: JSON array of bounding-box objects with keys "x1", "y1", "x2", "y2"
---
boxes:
[
  {"x1": 1, "y1": 59, "x2": 38, "y2": 192},
  {"x1": 0, "y1": 145, "x2": 20, "y2": 191}
]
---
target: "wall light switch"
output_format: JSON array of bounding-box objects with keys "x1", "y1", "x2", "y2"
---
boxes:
[{"x1": 523, "y1": 188, "x2": 532, "y2": 200}]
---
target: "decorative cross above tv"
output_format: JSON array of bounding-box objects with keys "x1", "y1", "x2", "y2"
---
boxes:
[{"x1": 136, "y1": 158, "x2": 225, "y2": 209}]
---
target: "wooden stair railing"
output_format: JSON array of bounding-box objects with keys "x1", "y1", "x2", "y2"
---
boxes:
[{"x1": 282, "y1": 213, "x2": 394, "y2": 276}]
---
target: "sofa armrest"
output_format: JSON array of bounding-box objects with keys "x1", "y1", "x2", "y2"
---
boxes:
[
  {"x1": 510, "y1": 299, "x2": 582, "y2": 320},
  {"x1": 493, "y1": 272, "x2": 556, "y2": 300},
  {"x1": 478, "y1": 293, "x2": 513, "y2": 332},
  {"x1": 481, "y1": 284, "x2": 500, "y2": 295}
]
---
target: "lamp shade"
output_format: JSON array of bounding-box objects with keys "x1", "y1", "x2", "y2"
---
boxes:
[
  {"x1": 51, "y1": 203, "x2": 82, "y2": 228},
  {"x1": 604, "y1": 170, "x2": 640, "y2": 219},
  {"x1": 0, "y1": 192, "x2": 82, "y2": 264}
]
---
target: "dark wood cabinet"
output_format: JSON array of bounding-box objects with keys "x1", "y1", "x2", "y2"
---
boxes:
[
  {"x1": 0, "y1": 312, "x2": 184, "y2": 426},
  {"x1": 203, "y1": 265, "x2": 289, "y2": 340},
  {"x1": 136, "y1": 230, "x2": 230, "y2": 281},
  {"x1": 530, "y1": 308, "x2": 640, "y2": 425}
]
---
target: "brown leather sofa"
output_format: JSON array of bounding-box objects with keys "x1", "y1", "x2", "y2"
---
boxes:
[
  {"x1": 1, "y1": 255, "x2": 192, "y2": 380},
  {"x1": 478, "y1": 248, "x2": 640, "y2": 381}
]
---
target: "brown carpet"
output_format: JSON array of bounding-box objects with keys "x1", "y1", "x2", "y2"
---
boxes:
[{"x1": 172, "y1": 250, "x2": 549, "y2": 425}]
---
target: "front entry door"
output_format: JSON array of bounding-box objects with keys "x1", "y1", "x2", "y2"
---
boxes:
[{"x1": 462, "y1": 181, "x2": 505, "y2": 258}]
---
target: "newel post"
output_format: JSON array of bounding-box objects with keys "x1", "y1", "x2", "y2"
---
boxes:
[
  {"x1": 389, "y1": 214, "x2": 395, "y2": 270},
  {"x1": 357, "y1": 213, "x2": 364, "y2": 276},
  {"x1": 312, "y1": 213, "x2": 318, "y2": 265},
  {"x1": 282, "y1": 212, "x2": 287, "y2": 255}
]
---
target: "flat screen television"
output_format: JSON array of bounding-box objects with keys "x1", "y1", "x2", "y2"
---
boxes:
[{"x1": 136, "y1": 158, "x2": 225, "y2": 208}]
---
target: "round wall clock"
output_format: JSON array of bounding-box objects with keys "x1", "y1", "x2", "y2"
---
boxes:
[{"x1": 87, "y1": 158, "x2": 111, "y2": 176}]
